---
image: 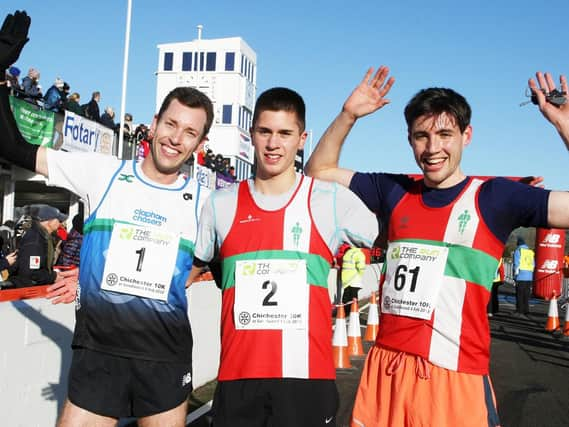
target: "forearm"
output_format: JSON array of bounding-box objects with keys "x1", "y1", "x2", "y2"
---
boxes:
[
  {"x1": 0, "y1": 84, "x2": 40, "y2": 171},
  {"x1": 304, "y1": 110, "x2": 357, "y2": 187}
]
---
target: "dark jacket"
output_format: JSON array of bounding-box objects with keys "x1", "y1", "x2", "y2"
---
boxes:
[
  {"x1": 65, "y1": 99, "x2": 83, "y2": 115},
  {"x1": 7, "y1": 220, "x2": 57, "y2": 287},
  {"x1": 84, "y1": 99, "x2": 100, "y2": 122},
  {"x1": 100, "y1": 112, "x2": 115, "y2": 130},
  {"x1": 43, "y1": 85, "x2": 64, "y2": 112}
]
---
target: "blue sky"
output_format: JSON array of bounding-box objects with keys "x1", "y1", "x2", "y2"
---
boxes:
[{"x1": 4, "y1": 1, "x2": 568, "y2": 190}]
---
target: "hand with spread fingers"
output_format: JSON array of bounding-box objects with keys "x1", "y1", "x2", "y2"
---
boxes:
[
  {"x1": 529, "y1": 71, "x2": 569, "y2": 147},
  {"x1": 342, "y1": 66, "x2": 395, "y2": 122},
  {"x1": 46, "y1": 268, "x2": 79, "y2": 304},
  {"x1": 0, "y1": 10, "x2": 31, "y2": 73}
]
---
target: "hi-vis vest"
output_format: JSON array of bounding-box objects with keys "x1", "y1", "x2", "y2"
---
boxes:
[
  {"x1": 218, "y1": 176, "x2": 334, "y2": 380},
  {"x1": 341, "y1": 247, "x2": 366, "y2": 288},
  {"x1": 519, "y1": 248, "x2": 534, "y2": 272},
  {"x1": 378, "y1": 178, "x2": 502, "y2": 374}
]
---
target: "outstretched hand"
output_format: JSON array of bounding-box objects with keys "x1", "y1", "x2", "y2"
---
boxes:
[
  {"x1": 342, "y1": 66, "x2": 395, "y2": 121},
  {"x1": 528, "y1": 72, "x2": 569, "y2": 147},
  {"x1": 0, "y1": 10, "x2": 30, "y2": 72},
  {"x1": 46, "y1": 268, "x2": 79, "y2": 304}
]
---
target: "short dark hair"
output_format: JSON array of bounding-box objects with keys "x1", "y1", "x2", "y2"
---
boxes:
[
  {"x1": 157, "y1": 87, "x2": 214, "y2": 139},
  {"x1": 252, "y1": 87, "x2": 306, "y2": 132},
  {"x1": 404, "y1": 88, "x2": 471, "y2": 133}
]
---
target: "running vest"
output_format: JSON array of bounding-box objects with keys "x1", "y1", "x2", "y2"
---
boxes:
[
  {"x1": 73, "y1": 158, "x2": 202, "y2": 362},
  {"x1": 218, "y1": 176, "x2": 334, "y2": 380},
  {"x1": 378, "y1": 178, "x2": 502, "y2": 374}
]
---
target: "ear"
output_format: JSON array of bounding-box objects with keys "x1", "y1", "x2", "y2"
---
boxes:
[
  {"x1": 462, "y1": 125, "x2": 473, "y2": 147},
  {"x1": 298, "y1": 130, "x2": 308, "y2": 150},
  {"x1": 149, "y1": 114, "x2": 159, "y2": 137},
  {"x1": 196, "y1": 137, "x2": 207, "y2": 153}
]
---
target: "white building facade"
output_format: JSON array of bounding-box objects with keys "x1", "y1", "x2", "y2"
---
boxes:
[{"x1": 156, "y1": 33, "x2": 257, "y2": 182}]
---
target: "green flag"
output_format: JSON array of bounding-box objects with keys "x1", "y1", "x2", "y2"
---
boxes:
[{"x1": 9, "y1": 96, "x2": 55, "y2": 147}]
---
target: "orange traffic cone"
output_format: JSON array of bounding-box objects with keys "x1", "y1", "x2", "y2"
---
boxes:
[
  {"x1": 348, "y1": 298, "x2": 364, "y2": 357},
  {"x1": 545, "y1": 293, "x2": 561, "y2": 332},
  {"x1": 332, "y1": 304, "x2": 352, "y2": 369},
  {"x1": 364, "y1": 291, "x2": 380, "y2": 342}
]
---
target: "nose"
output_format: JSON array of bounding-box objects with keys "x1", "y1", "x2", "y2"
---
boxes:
[
  {"x1": 170, "y1": 128, "x2": 184, "y2": 145},
  {"x1": 425, "y1": 136, "x2": 442, "y2": 153},
  {"x1": 266, "y1": 133, "x2": 279, "y2": 149}
]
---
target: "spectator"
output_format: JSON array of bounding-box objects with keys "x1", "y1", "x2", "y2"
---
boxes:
[
  {"x1": 83, "y1": 91, "x2": 101, "y2": 122},
  {"x1": 487, "y1": 257, "x2": 505, "y2": 317},
  {"x1": 56, "y1": 214, "x2": 83, "y2": 267},
  {"x1": 100, "y1": 106, "x2": 115, "y2": 129},
  {"x1": 4, "y1": 204, "x2": 67, "y2": 288},
  {"x1": 5, "y1": 65, "x2": 21, "y2": 94},
  {"x1": 0, "y1": 219, "x2": 16, "y2": 254},
  {"x1": 21, "y1": 67, "x2": 42, "y2": 103},
  {"x1": 43, "y1": 77, "x2": 65, "y2": 112},
  {"x1": 513, "y1": 237, "x2": 535, "y2": 317},
  {"x1": 64, "y1": 92, "x2": 82, "y2": 115},
  {"x1": 341, "y1": 246, "x2": 367, "y2": 305}
]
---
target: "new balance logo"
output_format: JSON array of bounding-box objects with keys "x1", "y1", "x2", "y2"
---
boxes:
[
  {"x1": 181, "y1": 372, "x2": 192, "y2": 387},
  {"x1": 540, "y1": 260, "x2": 558, "y2": 270},
  {"x1": 542, "y1": 233, "x2": 561, "y2": 244}
]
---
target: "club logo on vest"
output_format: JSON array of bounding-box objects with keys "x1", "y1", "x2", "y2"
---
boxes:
[
  {"x1": 291, "y1": 222, "x2": 303, "y2": 248},
  {"x1": 399, "y1": 215, "x2": 409, "y2": 229},
  {"x1": 183, "y1": 192, "x2": 193, "y2": 201},
  {"x1": 457, "y1": 209, "x2": 471, "y2": 234}
]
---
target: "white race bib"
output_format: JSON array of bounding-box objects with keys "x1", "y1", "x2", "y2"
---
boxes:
[
  {"x1": 101, "y1": 223, "x2": 179, "y2": 301},
  {"x1": 234, "y1": 259, "x2": 308, "y2": 330},
  {"x1": 381, "y1": 242, "x2": 449, "y2": 320}
]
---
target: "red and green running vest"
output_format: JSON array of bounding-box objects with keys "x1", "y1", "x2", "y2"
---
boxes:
[
  {"x1": 378, "y1": 178, "x2": 502, "y2": 374},
  {"x1": 218, "y1": 176, "x2": 334, "y2": 380}
]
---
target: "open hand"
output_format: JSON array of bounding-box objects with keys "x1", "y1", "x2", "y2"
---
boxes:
[
  {"x1": 343, "y1": 66, "x2": 395, "y2": 121},
  {"x1": 0, "y1": 10, "x2": 30, "y2": 72}
]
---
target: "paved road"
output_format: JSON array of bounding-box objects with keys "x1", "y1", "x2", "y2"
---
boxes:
[{"x1": 187, "y1": 285, "x2": 569, "y2": 426}]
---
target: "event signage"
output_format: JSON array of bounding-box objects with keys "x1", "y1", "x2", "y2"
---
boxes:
[
  {"x1": 61, "y1": 111, "x2": 114, "y2": 154},
  {"x1": 10, "y1": 96, "x2": 55, "y2": 147}
]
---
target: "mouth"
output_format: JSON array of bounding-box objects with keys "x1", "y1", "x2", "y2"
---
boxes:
[
  {"x1": 422, "y1": 157, "x2": 446, "y2": 170},
  {"x1": 264, "y1": 153, "x2": 282, "y2": 163},
  {"x1": 160, "y1": 143, "x2": 180, "y2": 157}
]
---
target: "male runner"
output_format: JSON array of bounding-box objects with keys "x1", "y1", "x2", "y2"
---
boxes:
[
  {"x1": 305, "y1": 66, "x2": 569, "y2": 426},
  {"x1": 0, "y1": 11, "x2": 213, "y2": 426},
  {"x1": 188, "y1": 87, "x2": 379, "y2": 426}
]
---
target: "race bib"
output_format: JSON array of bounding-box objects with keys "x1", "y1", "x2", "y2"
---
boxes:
[
  {"x1": 234, "y1": 259, "x2": 308, "y2": 330},
  {"x1": 381, "y1": 242, "x2": 449, "y2": 320},
  {"x1": 101, "y1": 223, "x2": 179, "y2": 301}
]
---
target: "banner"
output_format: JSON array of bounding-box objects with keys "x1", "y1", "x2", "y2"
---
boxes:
[
  {"x1": 195, "y1": 164, "x2": 215, "y2": 190},
  {"x1": 61, "y1": 111, "x2": 114, "y2": 154},
  {"x1": 9, "y1": 96, "x2": 55, "y2": 147},
  {"x1": 215, "y1": 172, "x2": 235, "y2": 189}
]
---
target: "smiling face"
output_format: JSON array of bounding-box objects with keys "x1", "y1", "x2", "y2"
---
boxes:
[
  {"x1": 408, "y1": 112, "x2": 472, "y2": 189},
  {"x1": 144, "y1": 98, "x2": 207, "y2": 184},
  {"x1": 251, "y1": 110, "x2": 307, "y2": 183}
]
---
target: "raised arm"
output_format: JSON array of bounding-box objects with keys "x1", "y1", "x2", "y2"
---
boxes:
[
  {"x1": 529, "y1": 71, "x2": 569, "y2": 228},
  {"x1": 304, "y1": 66, "x2": 395, "y2": 187},
  {"x1": 0, "y1": 10, "x2": 48, "y2": 176}
]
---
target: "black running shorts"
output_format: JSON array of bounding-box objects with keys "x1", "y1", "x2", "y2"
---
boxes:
[
  {"x1": 67, "y1": 348, "x2": 192, "y2": 418},
  {"x1": 212, "y1": 378, "x2": 339, "y2": 427}
]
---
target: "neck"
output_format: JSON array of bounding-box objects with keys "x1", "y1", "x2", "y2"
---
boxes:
[
  {"x1": 254, "y1": 169, "x2": 298, "y2": 195},
  {"x1": 424, "y1": 170, "x2": 466, "y2": 189}
]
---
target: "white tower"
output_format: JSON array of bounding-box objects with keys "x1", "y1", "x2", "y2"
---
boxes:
[{"x1": 156, "y1": 27, "x2": 257, "y2": 181}]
